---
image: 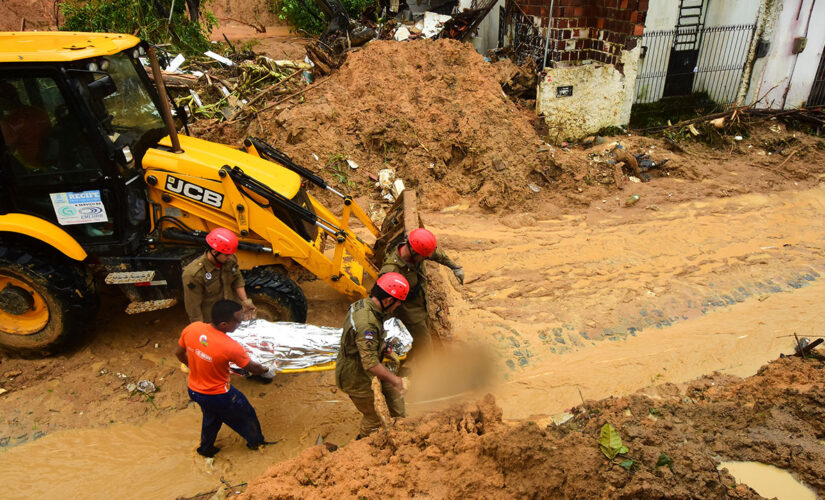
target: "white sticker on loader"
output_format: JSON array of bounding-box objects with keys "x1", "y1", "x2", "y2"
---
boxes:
[{"x1": 50, "y1": 190, "x2": 109, "y2": 225}]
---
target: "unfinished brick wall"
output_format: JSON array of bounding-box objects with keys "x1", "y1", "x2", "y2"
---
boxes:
[{"x1": 506, "y1": 0, "x2": 648, "y2": 68}]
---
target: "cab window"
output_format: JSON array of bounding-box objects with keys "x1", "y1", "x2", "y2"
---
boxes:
[{"x1": 0, "y1": 75, "x2": 104, "y2": 187}]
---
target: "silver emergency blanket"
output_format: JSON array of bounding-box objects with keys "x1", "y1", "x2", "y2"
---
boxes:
[{"x1": 228, "y1": 318, "x2": 413, "y2": 372}]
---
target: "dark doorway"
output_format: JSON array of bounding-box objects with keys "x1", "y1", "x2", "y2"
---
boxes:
[
  {"x1": 807, "y1": 46, "x2": 825, "y2": 107},
  {"x1": 662, "y1": 0, "x2": 706, "y2": 98}
]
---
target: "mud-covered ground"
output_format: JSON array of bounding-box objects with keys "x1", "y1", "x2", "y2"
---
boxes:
[
  {"x1": 242, "y1": 356, "x2": 825, "y2": 499},
  {"x1": 2, "y1": 30, "x2": 825, "y2": 500}
]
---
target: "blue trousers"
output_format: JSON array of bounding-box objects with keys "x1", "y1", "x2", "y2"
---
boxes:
[{"x1": 188, "y1": 386, "x2": 264, "y2": 451}]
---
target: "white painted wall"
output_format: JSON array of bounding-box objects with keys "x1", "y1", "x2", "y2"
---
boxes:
[
  {"x1": 636, "y1": 0, "x2": 761, "y2": 104},
  {"x1": 748, "y1": 0, "x2": 824, "y2": 108},
  {"x1": 703, "y1": 0, "x2": 761, "y2": 26},
  {"x1": 470, "y1": 0, "x2": 505, "y2": 53},
  {"x1": 644, "y1": 0, "x2": 679, "y2": 31},
  {"x1": 537, "y1": 47, "x2": 642, "y2": 139}
]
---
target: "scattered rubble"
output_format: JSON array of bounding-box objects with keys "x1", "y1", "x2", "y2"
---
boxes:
[{"x1": 241, "y1": 355, "x2": 825, "y2": 499}]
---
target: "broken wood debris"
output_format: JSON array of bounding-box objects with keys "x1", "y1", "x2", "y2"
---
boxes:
[{"x1": 143, "y1": 49, "x2": 315, "y2": 123}]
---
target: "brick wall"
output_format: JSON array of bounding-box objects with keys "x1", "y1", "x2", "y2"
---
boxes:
[{"x1": 507, "y1": 0, "x2": 648, "y2": 68}]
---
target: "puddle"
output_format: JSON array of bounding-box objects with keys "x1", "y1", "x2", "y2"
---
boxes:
[{"x1": 718, "y1": 461, "x2": 816, "y2": 500}]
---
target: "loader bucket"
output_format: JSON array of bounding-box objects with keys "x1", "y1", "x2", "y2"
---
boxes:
[{"x1": 372, "y1": 190, "x2": 423, "y2": 268}]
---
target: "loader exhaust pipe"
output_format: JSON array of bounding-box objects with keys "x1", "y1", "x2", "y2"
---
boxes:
[{"x1": 147, "y1": 46, "x2": 183, "y2": 154}]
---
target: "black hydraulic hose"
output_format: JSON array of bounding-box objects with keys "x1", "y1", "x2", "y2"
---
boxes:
[
  {"x1": 245, "y1": 137, "x2": 344, "y2": 198},
  {"x1": 162, "y1": 228, "x2": 272, "y2": 253},
  {"x1": 225, "y1": 166, "x2": 344, "y2": 236}
]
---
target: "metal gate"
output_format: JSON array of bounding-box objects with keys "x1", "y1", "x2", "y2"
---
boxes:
[
  {"x1": 634, "y1": 24, "x2": 756, "y2": 106},
  {"x1": 663, "y1": 0, "x2": 706, "y2": 97},
  {"x1": 807, "y1": 47, "x2": 825, "y2": 107}
]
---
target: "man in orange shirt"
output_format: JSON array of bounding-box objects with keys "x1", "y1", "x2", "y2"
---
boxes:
[{"x1": 175, "y1": 300, "x2": 274, "y2": 457}]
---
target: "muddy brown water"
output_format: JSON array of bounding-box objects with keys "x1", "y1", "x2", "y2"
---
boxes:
[
  {"x1": 719, "y1": 461, "x2": 817, "y2": 500},
  {"x1": 3, "y1": 186, "x2": 825, "y2": 498}
]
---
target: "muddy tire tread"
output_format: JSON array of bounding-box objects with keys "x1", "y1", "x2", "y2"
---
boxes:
[
  {"x1": 243, "y1": 267, "x2": 307, "y2": 323},
  {"x1": 0, "y1": 245, "x2": 96, "y2": 356}
]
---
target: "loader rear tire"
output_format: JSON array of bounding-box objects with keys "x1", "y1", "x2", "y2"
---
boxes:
[
  {"x1": 243, "y1": 268, "x2": 307, "y2": 323},
  {"x1": 0, "y1": 246, "x2": 96, "y2": 356}
]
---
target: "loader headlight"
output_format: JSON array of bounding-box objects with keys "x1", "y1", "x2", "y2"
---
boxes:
[
  {"x1": 100, "y1": 58, "x2": 110, "y2": 71},
  {"x1": 86, "y1": 61, "x2": 99, "y2": 72}
]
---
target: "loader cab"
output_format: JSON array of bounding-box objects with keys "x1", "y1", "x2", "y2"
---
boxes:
[{"x1": 0, "y1": 34, "x2": 166, "y2": 257}]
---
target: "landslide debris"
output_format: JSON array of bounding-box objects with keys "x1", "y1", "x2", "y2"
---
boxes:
[
  {"x1": 253, "y1": 39, "x2": 560, "y2": 211},
  {"x1": 241, "y1": 356, "x2": 825, "y2": 499}
]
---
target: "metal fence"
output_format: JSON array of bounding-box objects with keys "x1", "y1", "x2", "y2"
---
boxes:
[
  {"x1": 633, "y1": 24, "x2": 756, "y2": 106},
  {"x1": 807, "y1": 49, "x2": 825, "y2": 107}
]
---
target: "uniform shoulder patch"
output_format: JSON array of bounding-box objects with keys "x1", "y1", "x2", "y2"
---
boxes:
[{"x1": 363, "y1": 330, "x2": 376, "y2": 340}]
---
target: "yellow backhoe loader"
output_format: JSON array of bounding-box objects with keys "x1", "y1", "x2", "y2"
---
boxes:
[{"x1": 0, "y1": 31, "x2": 413, "y2": 354}]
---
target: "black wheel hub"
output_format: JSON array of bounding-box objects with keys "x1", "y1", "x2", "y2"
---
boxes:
[{"x1": 0, "y1": 284, "x2": 35, "y2": 315}]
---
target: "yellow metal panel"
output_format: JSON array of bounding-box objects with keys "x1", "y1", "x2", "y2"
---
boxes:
[
  {"x1": 0, "y1": 32, "x2": 140, "y2": 63},
  {"x1": 146, "y1": 135, "x2": 302, "y2": 200},
  {"x1": 0, "y1": 214, "x2": 87, "y2": 261}
]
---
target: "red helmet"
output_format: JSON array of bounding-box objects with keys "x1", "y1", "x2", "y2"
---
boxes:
[
  {"x1": 376, "y1": 272, "x2": 409, "y2": 301},
  {"x1": 206, "y1": 228, "x2": 239, "y2": 255},
  {"x1": 408, "y1": 228, "x2": 437, "y2": 257}
]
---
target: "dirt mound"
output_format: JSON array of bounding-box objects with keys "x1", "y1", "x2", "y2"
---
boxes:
[
  {"x1": 0, "y1": 0, "x2": 55, "y2": 30},
  {"x1": 241, "y1": 356, "x2": 825, "y2": 499},
  {"x1": 254, "y1": 39, "x2": 558, "y2": 211}
]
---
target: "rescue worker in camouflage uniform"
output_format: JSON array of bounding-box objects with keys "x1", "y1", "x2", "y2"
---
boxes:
[
  {"x1": 335, "y1": 272, "x2": 410, "y2": 438},
  {"x1": 379, "y1": 228, "x2": 464, "y2": 362},
  {"x1": 182, "y1": 228, "x2": 256, "y2": 323}
]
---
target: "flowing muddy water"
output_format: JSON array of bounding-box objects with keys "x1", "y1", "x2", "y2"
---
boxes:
[{"x1": 3, "y1": 186, "x2": 825, "y2": 498}]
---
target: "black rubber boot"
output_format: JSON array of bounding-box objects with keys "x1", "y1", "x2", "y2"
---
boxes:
[{"x1": 196, "y1": 445, "x2": 221, "y2": 457}]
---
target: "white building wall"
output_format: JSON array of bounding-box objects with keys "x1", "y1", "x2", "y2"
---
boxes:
[
  {"x1": 703, "y1": 0, "x2": 761, "y2": 26},
  {"x1": 636, "y1": 0, "x2": 760, "y2": 104},
  {"x1": 470, "y1": 0, "x2": 505, "y2": 53},
  {"x1": 644, "y1": 0, "x2": 679, "y2": 31},
  {"x1": 537, "y1": 47, "x2": 642, "y2": 139},
  {"x1": 748, "y1": 0, "x2": 824, "y2": 108}
]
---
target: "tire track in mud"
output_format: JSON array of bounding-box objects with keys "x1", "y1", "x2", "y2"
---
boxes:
[{"x1": 421, "y1": 186, "x2": 825, "y2": 418}]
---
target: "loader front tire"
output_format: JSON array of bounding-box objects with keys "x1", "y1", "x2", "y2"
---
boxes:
[
  {"x1": 0, "y1": 246, "x2": 96, "y2": 355},
  {"x1": 243, "y1": 268, "x2": 307, "y2": 323}
]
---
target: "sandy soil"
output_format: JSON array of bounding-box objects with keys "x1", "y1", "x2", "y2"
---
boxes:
[
  {"x1": 241, "y1": 356, "x2": 825, "y2": 499},
  {"x1": 0, "y1": 0, "x2": 57, "y2": 30},
  {"x1": 2, "y1": 38, "x2": 825, "y2": 499}
]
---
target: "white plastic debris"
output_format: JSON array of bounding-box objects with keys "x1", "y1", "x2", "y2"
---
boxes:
[
  {"x1": 189, "y1": 89, "x2": 203, "y2": 108},
  {"x1": 136, "y1": 380, "x2": 156, "y2": 394},
  {"x1": 392, "y1": 178, "x2": 405, "y2": 198},
  {"x1": 312, "y1": 153, "x2": 319, "y2": 162},
  {"x1": 394, "y1": 26, "x2": 411, "y2": 42},
  {"x1": 204, "y1": 50, "x2": 235, "y2": 66},
  {"x1": 166, "y1": 53, "x2": 185, "y2": 72},
  {"x1": 377, "y1": 168, "x2": 396, "y2": 201},
  {"x1": 628, "y1": 176, "x2": 641, "y2": 183},
  {"x1": 229, "y1": 318, "x2": 413, "y2": 372},
  {"x1": 346, "y1": 159, "x2": 359, "y2": 169},
  {"x1": 218, "y1": 85, "x2": 230, "y2": 97},
  {"x1": 421, "y1": 12, "x2": 452, "y2": 38},
  {"x1": 527, "y1": 183, "x2": 541, "y2": 192},
  {"x1": 734, "y1": 135, "x2": 743, "y2": 141}
]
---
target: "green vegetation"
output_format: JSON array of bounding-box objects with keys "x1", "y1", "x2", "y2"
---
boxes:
[
  {"x1": 61, "y1": 0, "x2": 217, "y2": 54},
  {"x1": 270, "y1": 0, "x2": 375, "y2": 34},
  {"x1": 629, "y1": 92, "x2": 721, "y2": 130}
]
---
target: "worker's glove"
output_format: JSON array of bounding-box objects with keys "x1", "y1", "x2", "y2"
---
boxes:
[
  {"x1": 242, "y1": 299, "x2": 257, "y2": 320},
  {"x1": 452, "y1": 267, "x2": 465, "y2": 285},
  {"x1": 261, "y1": 365, "x2": 278, "y2": 380}
]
